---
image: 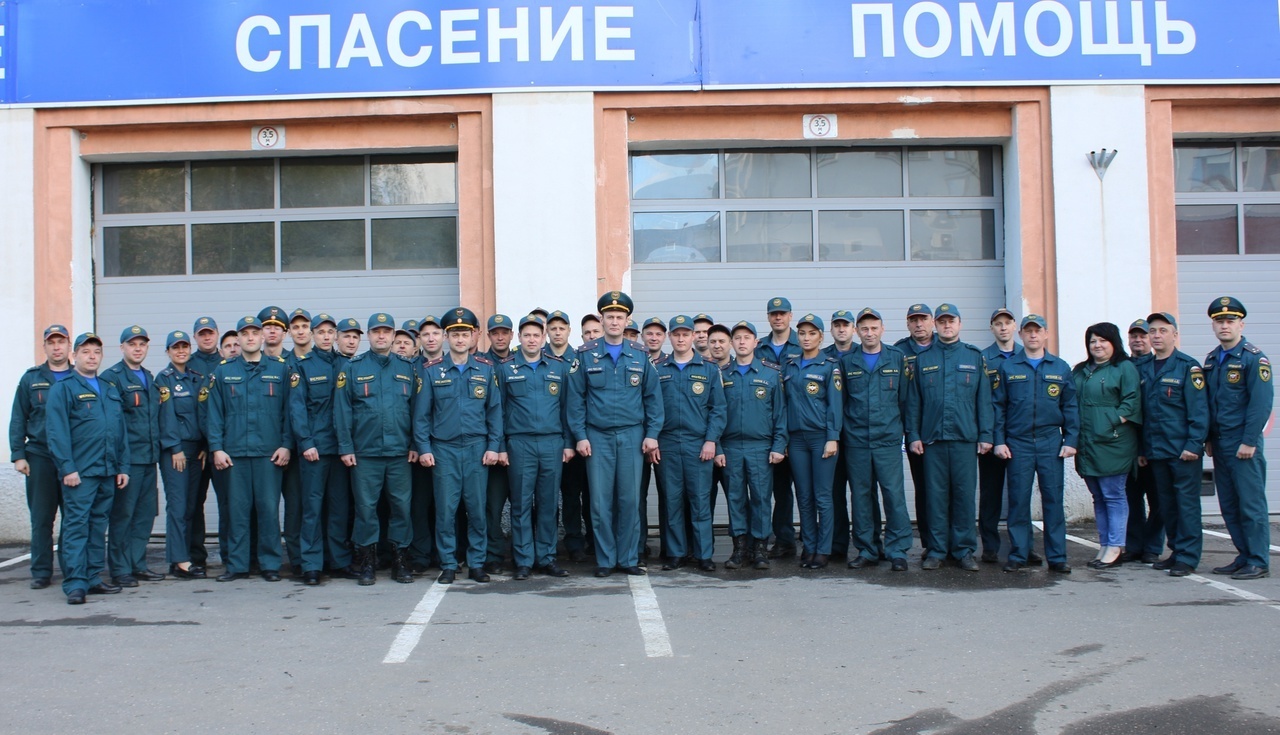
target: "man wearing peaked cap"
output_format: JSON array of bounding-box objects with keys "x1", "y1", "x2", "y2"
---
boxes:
[
  {"x1": 417, "y1": 315, "x2": 446, "y2": 365},
  {"x1": 483, "y1": 314, "x2": 514, "y2": 363},
  {"x1": 637, "y1": 315, "x2": 671, "y2": 559},
  {"x1": 45, "y1": 331, "x2": 130, "y2": 603},
  {"x1": 100, "y1": 325, "x2": 165, "y2": 587},
  {"x1": 757, "y1": 297, "x2": 802, "y2": 558},
  {"x1": 625, "y1": 319, "x2": 641, "y2": 343},
  {"x1": 258, "y1": 306, "x2": 291, "y2": 361},
  {"x1": 567, "y1": 291, "x2": 663, "y2": 577},
  {"x1": 10, "y1": 324, "x2": 75, "y2": 590},
  {"x1": 414, "y1": 306, "x2": 505, "y2": 584},
  {"x1": 155, "y1": 330, "x2": 208, "y2": 580},
  {"x1": 978, "y1": 306, "x2": 1024, "y2": 564},
  {"x1": 188, "y1": 316, "x2": 225, "y2": 569},
  {"x1": 895, "y1": 303, "x2": 936, "y2": 550},
  {"x1": 642, "y1": 317, "x2": 669, "y2": 365},
  {"x1": 190, "y1": 317, "x2": 222, "y2": 380},
  {"x1": 1203, "y1": 296, "x2": 1273, "y2": 580}
]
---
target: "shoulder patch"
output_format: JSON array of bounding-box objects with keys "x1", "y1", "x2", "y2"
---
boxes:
[
  {"x1": 545, "y1": 352, "x2": 564, "y2": 362},
  {"x1": 290, "y1": 372, "x2": 301, "y2": 388},
  {"x1": 474, "y1": 355, "x2": 493, "y2": 366},
  {"x1": 1244, "y1": 342, "x2": 1262, "y2": 354},
  {"x1": 500, "y1": 354, "x2": 515, "y2": 364},
  {"x1": 198, "y1": 386, "x2": 209, "y2": 402},
  {"x1": 761, "y1": 360, "x2": 780, "y2": 371},
  {"x1": 336, "y1": 372, "x2": 347, "y2": 389},
  {"x1": 220, "y1": 359, "x2": 229, "y2": 365},
  {"x1": 425, "y1": 357, "x2": 444, "y2": 368}
]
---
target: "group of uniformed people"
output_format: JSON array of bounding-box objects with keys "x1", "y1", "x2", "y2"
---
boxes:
[{"x1": 8, "y1": 290, "x2": 1273, "y2": 605}]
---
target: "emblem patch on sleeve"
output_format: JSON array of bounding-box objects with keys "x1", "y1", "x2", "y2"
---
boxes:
[
  {"x1": 159, "y1": 386, "x2": 171, "y2": 403},
  {"x1": 337, "y1": 372, "x2": 347, "y2": 389}
]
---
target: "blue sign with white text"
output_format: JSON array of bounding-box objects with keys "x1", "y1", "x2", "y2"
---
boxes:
[{"x1": 1, "y1": 0, "x2": 1279, "y2": 105}]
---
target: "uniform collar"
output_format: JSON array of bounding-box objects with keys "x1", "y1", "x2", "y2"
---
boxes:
[
  {"x1": 514, "y1": 352, "x2": 545, "y2": 369},
  {"x1": 1010, "y1": 350, "x2": 1054, "y2": 366}
]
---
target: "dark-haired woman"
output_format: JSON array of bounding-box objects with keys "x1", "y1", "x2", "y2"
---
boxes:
[{"x1": 1072, "y1": 323, "x2": 1143, "y2": 569}]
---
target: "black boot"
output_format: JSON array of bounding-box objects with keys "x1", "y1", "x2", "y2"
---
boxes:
[
  {"x1": 357, "y1": 545, "x2": 376, "y2": 586},
  {"x1": 724, "y1": 535, "x2": 747, "y2": 570},
  {"x1": 391, "y1": 547, "x2": 415, "y2": 584},
  {"x1": 752, "y1": 540, "x2": 771, "y2": 570}
]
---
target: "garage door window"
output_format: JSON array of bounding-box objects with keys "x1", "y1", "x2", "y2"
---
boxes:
[
  {"x1": 1175, "y1": 143, "x2": 1280, "y2": 255},
  {"x1": 631, "y1": 147, "x2": 1001, "y2": 264},
  {"x1": 97, "y1": 154, "x2": 459, "y2": 278}
]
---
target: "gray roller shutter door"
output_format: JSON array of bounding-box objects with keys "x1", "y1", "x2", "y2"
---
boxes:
[{"x1": 1178, "y1": 256, "x2": 1280, "y2": 513}]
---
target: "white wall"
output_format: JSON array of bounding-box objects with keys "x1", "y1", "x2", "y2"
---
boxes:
[
  {"x1": 1049, "y1": 85, "x2": 1153, "y2": 366},
  {"x1": 491, "y1": 92, "x2": 599, "y2": 337},
  {"x1": 0, "y1": 109, "x2": 37, "y2": 542}
]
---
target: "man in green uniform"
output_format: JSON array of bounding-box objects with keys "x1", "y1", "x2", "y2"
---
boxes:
[
  {"x1": 979, "y1": 308, "x2": 1022, "y2": 563},
  {"x1": 824, "y1": 309, "x2": 858, "y2": 560},
  {"x1": 187, "y1": 316, "x2": 221, "y2": 568},
  {"x1": 496, "y1": 315, "x2": 573, "y2": 580},
  {"x1": 756, "y1": 297, "x2": 802, "y2": 558},
  {"x1": 840, "y1": 308, "x2": 913, "y2": 572},
  {"x1": 1139, "y1": 313, "x2": 1209, "y2": 577},
  {"x1": 9, "y1": 325, "x2": 74, "y2": 589},
  {"x1": 100, "y1": 325, "x2": 164, "y2": 586},
  {"x1": 415, "y1": 308, "x2": 504, "y2": 584},
  {"x1": 207, "y1": 316, "x2": 293, "y2": 583},
  {"x1": 1204, "y1": 297, "x2": 1273, "y2": 580},
  {"x1": 334, "y1": 313, "x2": 418, "y2": 585},
  {"x1": 906, "y1": 304, "x2": 993, "y2": 571},
  {"x1": 46, "y1": 333, "x2": 130, "y2": 604},
  {"x1": 566, "y1": 291, "x2": 664, "y2": 577},
  {"x1": 1124, "y1": 317, "x2": 1164, "y2": 563},
  {"x1": 481, "y1": 314, "x2": 514, "y2": 574},
  {"x1": 719, "y1": 321, "x2": 786, "y2": 570},
  {"x1": 639, "y1": 315, "x2": 669, "y2": 560},
  {"x1": 896, "y1": 303, "x2": 936, "y2": 557}
]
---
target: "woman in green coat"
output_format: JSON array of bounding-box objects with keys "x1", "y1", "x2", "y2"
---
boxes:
[{"x1": 1071, "y1": 322, "x2": 1143, "y2": 569}]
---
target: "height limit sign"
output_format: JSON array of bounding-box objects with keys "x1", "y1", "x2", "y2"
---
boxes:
[{"x1": 803, "y1": 114, "x2": 838, "y2": 139}]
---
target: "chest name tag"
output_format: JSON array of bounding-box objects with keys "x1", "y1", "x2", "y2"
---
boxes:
[
  {"x1": 921, "y1": 365, "x2": 940, "y2": 373},
  {"x1": 356, "y1": 375, "x2": 375, "y2": 383}
]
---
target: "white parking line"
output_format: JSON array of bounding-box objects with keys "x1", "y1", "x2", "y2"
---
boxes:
[
  {"x1": 0, "y1": 553, "x2": 33, "y2": 569},
  {"x1": 628, "y1": 575, "x2": 673, "y2": 658},
  {"x1": 382, "y1": 583, "x2": 450, "y2": 664},
  {"x1": 1202, "y1": 528, "x2": 1280, "y2": 554}
]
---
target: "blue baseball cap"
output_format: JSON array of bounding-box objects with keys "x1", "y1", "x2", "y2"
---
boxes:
[
  {"x1": 43, "y1": 324, "x2": 70, "y2": 341},
  {"x1": 519, "y1": 314, "x2": 546, "y2": 331},
  {"x1": 731, "y1": 320, "x2": 757, "y2": 336},
  {"x1": 1020, "y1": 314, "x2": 1048, "y2": 330},
  {"x1": 669, "y1": 314, "x2": 695, "y2": 332},
  {"x1": 546, "y1": 310, "x2": 570, "y2": 325},
  {"x1": 767, "y1": 297, "x2": 792, "y2": 314},
  {"x1": 367, "y1": 313, "x2": 395, "y2": 331},
  {"x1": 236, "y1": 316, "x2": 261, "y2": 331},
  {"x1": 72, "y1": 332, "x2": 103, "y2": 350},
  {"x1": 856, "y1": 308, "x2": 883, "y2": 323},
  {"x1": 337, "y1": 317, "x2": 362, "y2": 334},
  {"x1": 626, "y1": 319, "x2": 640, "y2": 332},
  {"x1": 400, "y1": 319, "x2": 420, "y2": 335},
  {"x1": 693, "y1": 313, "x2": 714, "y2": 325},
  {"x1": 120, "y1": 325, "x2": 149, "y2": 343},
  {"x1": 1146, "y1": 312, "x2": 1178, "y2": 329},
  {"x1": 487, "y1": 314, "x2": 513, "y2": 331},
  {"x1": 991, "y1": 307, "x2": 1016, "y2": 323},
  {"x1": 934, "y1": 303, "x2": 961, "y2": 319},
  {"x1": 289, "y1": 308, "x2": 312, "y2": 325},
  {"x1": 643, "y1": 316, "x2": 667, "y2": 332},
  {"x1": 906, "y1": 303, "x2": 932, "y2": 317},
  {"x1": 192, "y1": 316, "x2": 218, "y2": 334},
  {"x1": 831, "y1": 310, "x2": 855, "y2": 324},
  {"x1": 165, "y1": 330, "x2": 192, "y2": 349},
  {"x1": 311, "y1": 313, "x2": 337, "y2": 329},
  {"x1": 797, "y1": 313, "x2": 824, "y2": 331}
]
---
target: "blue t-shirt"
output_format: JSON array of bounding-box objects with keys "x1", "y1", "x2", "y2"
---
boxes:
[
  {"x1": 50, "y1": 369, "x2": 73, "y2": 382},
  {"x1": 1026, "y1": 356, "x2": 1044, "y2": 370},
  {"x1": 604, "y1": 343, "x2": 623, "y2": 364},
  {"x1": 912, "y1": 341, "x2": 932, "y2": 354},
  {"x1": 84, "y1": 376, "x2": 101, "y2": 394},
  {"x1": 770, "y1": 343, "x2": 785, "y2": 359},
  {"x1": 674, "y1": 361, "x2": 688, "y2": 371},
  {"x1": 525, "y1": 359, "x2": 541, "y2": 371},
  {"x1": 1001, "y1": 350, "x2": 1016, "y2": 360},
  {"x1": 799, "y1": 357, "x2": 815, "y2": 369},
  {"x1": 736, "y1": 364, "x2": 751, "y2": 376},
  {"x1": 453, "y1": 362, "x2": 467, "y2": 373},
  {"x1": 130, "y1": 368, "x2": 147, "y2": 387},
  {"x1": 862, "y1": 351, "x2": 881, "y2": 370}
]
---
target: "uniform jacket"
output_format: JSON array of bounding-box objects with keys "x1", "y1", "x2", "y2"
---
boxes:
[
  {"x1": 720, "y1": 359, "x2": 787, "y2": 453},
  {"x1": 992, "y1": 351, "x2": 1079, "y2": 448},
  {"x1": 206, "y1": 355, "x2": 293, "y2": 458},
  {"x1": 566, "y1": 338, "x2": 664, "y2": 440},
  {"x1": 155, "y1": 364, "x2": 204, "y2": 454},
  {"x1": 1204, "y1": 339, "x2": 1274, "y2": 449},
  {"x1": 781, "y1": 353, "x2": 843, "y2": 441},
  {"x1": 334, "y1": 350, "x2": 417, "y2": 458},
  {"x1": 413, "y1": 353, "x2": 503, "y2": 454},
  {"x1": 495, "y1": 351, "x2": 571, "y2": 447},
  {"x1": 46, "y1": 372, "x2": 130, "y2": 478},
  {"x1": 1070, "y1": 358, "x2": 1142, "y2": 477},
  {"x1": 981, "y1": 341, "x2": 1022, "y2": 390},
  {"x1": 654, "y1": 352, "x2": 727, "y2": 443},
  {"x1": 100, "y1": 360, "x2": 161, "y2": 465},
  {"x1": 906, "y1": 340, "x2": 994, "y2": 445},
  {"x1": 1138, "y1": 350, "x2": 1209, "y2": 460},
  {"x1": 755, "y1": 329, "x2": 802, "y2": 364},
  {"x1": 839, "y1": 345, "x2": 910, "y2": 448},
  {"x1": 289, "y1": 348, "x2": 344, "y2": 456},
  {"x1": 8, "y1": 362, "x2": 68, "y2": 461}
]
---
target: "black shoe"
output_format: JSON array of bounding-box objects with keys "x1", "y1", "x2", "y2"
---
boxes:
[
  {"x1": 512, "y1": 566, "x2": 531, "y2": 581},
  {"x1": 410, "y1": 561, "x2": 431, "y2": 575},
  {"x1": 1003, "y1": 561, "x2": 1024, "y2": 573},
  {"x1": 67, "y1": 590, "x2": 86, "y2": 605},
  {"x1": 921, "y1": 556, "x2": 942, "y2": 571},
  {"x1": 391, "y1": 548, "x2": 415, "y2": 584},
  {"x1": 661, "y1": 557, "x2": 683, "y2": 571},
  {"x1": 30, "y1": 578, "x2": 51, "y2": 590},
  {"x1": 134, "y1": 569, "x2": 166, "y2": 582},
  {"x1": 1169, "y1": 562, "x2": 1194, "y2": 577},
  {"x1": 1213, "y1": 561, "x2": 1245, "y2": 575},
  {"x1": 1152, "y1": 556, "x2": 1176, "y2": 571},
  {"x1": 330, "y1": 565, "x2": 361, "y2": 580},
  {"x1": 890, "y1": 558, "x2": 908, "y2": 572},
  {"x1": 216, "y1": 572, "x2": 249, "y2": 583},
  {"x1": 112, "y1": 575, "x2": 139, "y2": 588},
  {"x1": 848, "y1": 556, "x2": 877, "y2": 569},
  {"x1": 468, "y1": 568, "x2": 491, "y2": 583},
  {"x1": 291, "y1": 564, "x2": 303, "y2": 576},
  {"x1": 957, "y1": 555, "x2": 979, "y2": 572},
  {"x1": 483, "y1": 561, "x2": 505, "y2": 576},
  {"x1": 768, "y1": 543, "x2": 796, "y2": 559},
  {"x1": 724, "y1": 536, "x2": 748, "y2": 570},
  {"x1": 698, "y1": 559, "x2": 716, "y2": 572},
  {"x1": 803, "y1": 554, "x2": 829, "y2": 570},
  {"x1": 1119, "y1": 551, "x2": 1145, "y2": 563},
  {"x1": 1231, "y1": 565, "x2": 1270, "y2": 580},
  {"x1": 539, "y1": 562, "x2": 570, "y2": 578},
  {"x1": 1027, "y1": 552, "x2": 1043, "y2": 566},
  {"x1": 261, "y1": 570, "x2": 281, "y2": 582},
  {"x1": 169, "y1": 564, "x2": 206, "y2": 580},
  {"x1": 980, "y1": 550, "x2": 999, "y2": 564},
  {"x1": 1094, "y1": 557, "x2": 1124, "y2": 569},
  {"x1": 437, "y1": 569, "x2": 456, "y2": 585},
  {"x1": 357, "y1": 545, "x2": 377, "y2": 587},
  {"x1": 1049, "y1": 562, "x2": 1072, "y2": 574},
  {"x1": 621, "y1": 566, "x2": 646, "y2": 576},
  {"x1": 594, "y1": 567, "x2": 612, "y2": 578},
  {"x1": 88, "y1": 581, "x2": 122, "y2": 594},
  {"x1": 1141, "y1": 552, "x2": 1161, "y2": 564},
  {"x1": 569, "y1": 549, "x2": 588, "y2": 563},
  {"x1": 303, "y1": 571, "x2": 321, "y2": 586}
]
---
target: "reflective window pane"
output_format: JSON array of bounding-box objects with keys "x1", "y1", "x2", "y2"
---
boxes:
[
  {"x1": 819, "y1": 211, "x2": 905, "y2": 261},
  {"x1": 631, "y1": 153, "x2": 719, "y2": 199},
  {"x1": 724, "y1": 151, "x2": 811, "y2": 198},
  {"x1": 909, "y1": 210, "x2": 995, "y2": 261},
  {"x1": 633, "y1": 212, "x2": 721, "y2": 263},
  {"x1": 192, "y1": 160, "x2": 274, "y2": 211},
  {"x1": 102, "y1": 164, "x2": 185, "y2": 214},
  {"x1": 192, "y1": 222, "x2": 275, "y2": 274},
  {"x1": 1174, "y1": 147, "x2": 1236, "y2": 193},
  {"x1": 1244, "y1": 205, "x2": 1280, "y2": 254},
  {"x1": 372, "y1": 217, "x2": 458, "y2": 269},
  {"x1": 1242, "y1": 146, "x2": 1280, "y2": 193},
  {"x1": 280, "y1": 157, "x2": 364, "y2": 208},
  {"x1": 726, "y1": 211, "x2": 813, "y2": 262},
  {"x1": 280, "y1": 220, "x2": 365, "y2": 271},
  {"x1": 907, "y1": 149, "x2": 993, "y2": 197},
  {"x1": 371, "y1": 156, "x2": 456, "y2": 205},
  {"x1": 103, "y1": 225, "x2": 185, "y2": 277},
  {"x1": 1175, "y1": 204, "x2": 1238, "y2": 255},
  {"x1": 816, "y1": 149, "x2": 903, "y2": 198}
]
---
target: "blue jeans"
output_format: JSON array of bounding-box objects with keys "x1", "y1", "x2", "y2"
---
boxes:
[{"x1": 1084, "y1": 474, "x2": 1129, "y2": 547}]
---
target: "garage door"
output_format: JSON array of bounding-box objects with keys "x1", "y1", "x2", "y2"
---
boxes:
[{"x1": 1174, "y1": 141, "x2": 1280, "y2": 512}]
